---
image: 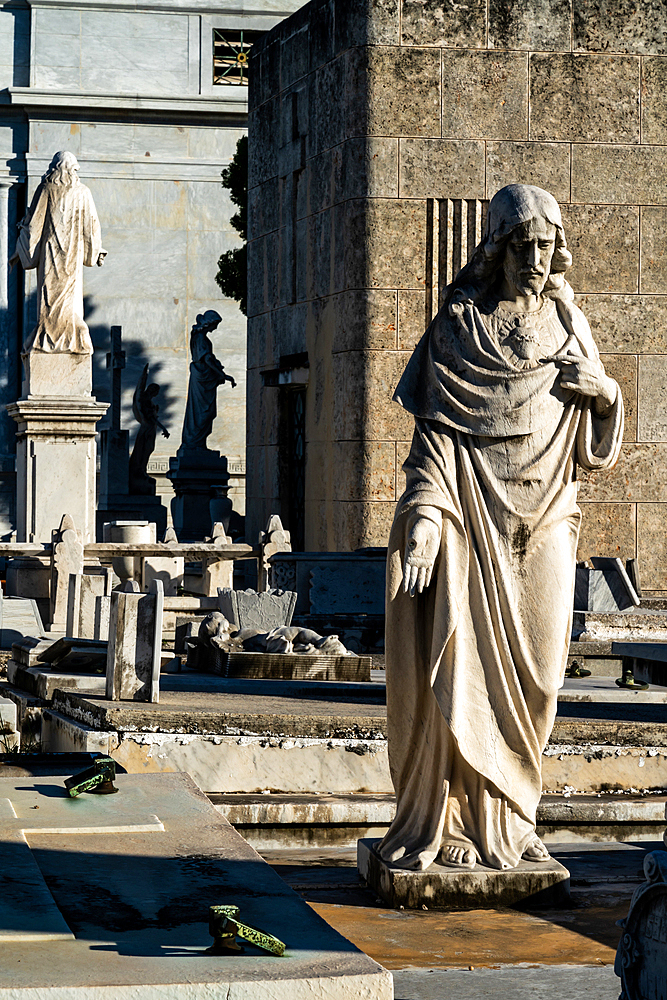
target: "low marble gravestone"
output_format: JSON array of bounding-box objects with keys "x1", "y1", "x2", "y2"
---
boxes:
[
  {"x1": 106, "y1": 579, "x2": 163, "y2": 702},
  {"x1": 66, "y1": 568, "x2": 113, "y2": 640},
  {"x1": 217, "y1": 587, "x2": 296, "y2": 631},
  {"x1": 616, "y1": 849, "x2": 667, "y2": 1000}
]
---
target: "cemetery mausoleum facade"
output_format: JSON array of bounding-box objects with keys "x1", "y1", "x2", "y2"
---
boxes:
[
  {"x1": 0, "y1": 0, "x2": 301, "y2": 538},
  {"x1": 247, "y1": 0, "x2": 667, "y2": 595}
]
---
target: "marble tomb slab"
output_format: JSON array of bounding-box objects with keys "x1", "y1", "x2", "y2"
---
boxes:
[{"x1": 0, "y1": 772, "x2": 392, "y2": 998}]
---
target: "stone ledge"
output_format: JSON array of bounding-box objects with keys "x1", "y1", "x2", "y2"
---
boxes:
[{"x1": 357, "y1": 838, "x2": 571, "y2": 910}]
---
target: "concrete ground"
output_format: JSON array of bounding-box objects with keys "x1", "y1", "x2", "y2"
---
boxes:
[{"x1": 262, "y1": 839, "x2": 663, "y2": 999}]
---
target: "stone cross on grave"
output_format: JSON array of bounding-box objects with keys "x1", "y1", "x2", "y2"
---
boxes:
[
  {"x1": 106, "y1": 324, "x2": 126, "y2": 431},
  {"x1": 0, "y1": 778, "x2": 164, "y2": 941}
]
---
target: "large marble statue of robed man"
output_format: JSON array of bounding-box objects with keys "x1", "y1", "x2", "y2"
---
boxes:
[
  {"x1": 379, "y1": 184, "x2": 623, "y2": 873},
  {"x1": 11, "y1": 151, "x2": 106, "y2": 354}
]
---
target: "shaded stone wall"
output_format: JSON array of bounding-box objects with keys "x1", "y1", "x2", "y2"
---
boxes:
[{"x1": 247, "y1": 0, "x2": 667, "y2": 593}]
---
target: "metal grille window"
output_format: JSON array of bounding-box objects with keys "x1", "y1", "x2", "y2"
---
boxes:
[{"x1": 213, "y1": 29, "x2": 260, "y2": 86}]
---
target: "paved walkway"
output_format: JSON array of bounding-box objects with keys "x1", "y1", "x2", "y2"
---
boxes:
[{"x1": 392, "y1": 965, "x2": 619, "y2": 999}]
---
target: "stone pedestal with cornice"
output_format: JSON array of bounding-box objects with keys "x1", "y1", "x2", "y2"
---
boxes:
[{"x1": 6, "y1": 352, "x2": 108, "y2": 597}]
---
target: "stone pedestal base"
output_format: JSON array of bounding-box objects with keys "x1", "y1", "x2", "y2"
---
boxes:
[
  {"x1": 212, "y1": 650, "x2": 372, "y2": 681},
  {"x1": 5, "y1": 555, "x2": 51, "y2": 600},
  {"x1": 357, "y1": 838, "x2": 571, "y2": 910},
  {"x1": 167, "y1": 448, "x2": 232, "y2": 541},
  {"x1": 7, "y1": 393, "x2": 108, "y2": 544}
]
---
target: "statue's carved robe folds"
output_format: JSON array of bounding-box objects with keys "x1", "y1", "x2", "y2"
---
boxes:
[
  {"x1": 379, "y1": 290, "x2": 623, "y2": 871},
  {"x1": 16, "y1": 179, "x2": 103, "y2": 354}
]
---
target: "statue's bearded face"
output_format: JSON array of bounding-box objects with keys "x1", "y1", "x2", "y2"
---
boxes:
[{"x1": 502, "y1": 217, "x2": 556, "y2": 298}]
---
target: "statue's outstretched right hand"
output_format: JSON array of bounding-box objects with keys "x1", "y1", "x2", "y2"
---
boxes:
[{"x1": 403, "y1": 517, "x2": 440, "y2": 597}]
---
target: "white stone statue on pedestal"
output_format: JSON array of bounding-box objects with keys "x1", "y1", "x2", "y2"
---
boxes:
[
  {"x1": 379, "y1": 185, "x2": 624, "y2": 872},
  {"x1": 11, "y1": 150, "x2": 106, "y2": 355}
]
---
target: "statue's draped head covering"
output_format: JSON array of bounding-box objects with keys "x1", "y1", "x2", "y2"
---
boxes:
[
  {"x1": 44, "y1": 151, "x2": 80, "y2": 187},
  {"x1": 446, "y1": 183, "x2": 572, "y2": 308}
]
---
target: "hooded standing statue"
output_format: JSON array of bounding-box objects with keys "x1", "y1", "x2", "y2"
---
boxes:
[
  {"x1": 379, "y1": 184, "x2": 623, "y2": 872},
  {"x1": 11, "y1": 151, "x2": 106, "y2": 354}
]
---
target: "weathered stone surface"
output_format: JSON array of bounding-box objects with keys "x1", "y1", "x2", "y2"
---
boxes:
[
  {"x1": 489, "y1": 0, "x2": 571, "y2": 51},
  {"x1": 639, "y1": 355, "x2": 667, "y2": 442},
  {"x1": 334, "y1": 0, "x2": 400, "y2": 48},
  {"x1": 561, "y1": 205, "x2": 639, "y2": 293},
  {"x1": 248, "y1": 176, "x2": 279, "y2": 241},
  {"x1": 572, "y1": 145, "x2": 667, "y2": 205},
  {"x1": 332, "y1": 441, "x2": 396, "y2": 501},
  {"x1": 344, "y1": 198, "x2": 427, "y2": 291},
  {"x1": 577, "y1": 502, "x2": 636, "y2": 562},
  {"x1": 332, "y1": 289, "x2": 398, "y2": 352},
  {"x1": 486, "y1": 141, "x2": 570, "y2": 203},
  {"x1": 358, "y1": 839, "x2": 571, "y2": 910},
  {"x1": 329, "y1": 500, "x2": 397, "y2": 551},
  {"x1": 399, "y1": 139, "x2": 484, "y2": 199},
  {"x1": 641, "y1": 207, "x2": 667, "y2": 294},
  {"x1": 530, "y1": 54, "x2": 640, "y2": 143},
  {"x1": 400, "y1": 0, "x2": 486, "y2": 47},
  {"x1": 332, "y1": 350, "x2": 413, "y2": 441},
  {"x1": 335, "y1": 137, "x2": 399, "y2": 202},
  {"x1": 577, "y1": 294, "x2": 667, "y2": 354},
  {"x1": 578, "y1": 444, "x2": 667, "y2": 503},
  {"x1": 600, "y1": 354, "x2": 637, "y2": 441},
  {"x1": 638, "y1": 505, "x2": 667, "y2": 590},
  {"x1": 215, "y1": 650, "x2": 372, "y2": 682},
  {"x1": 642, "y1": 57, "x2": 667, "y2": 144},
  {"x1": 352, "y1": 46, "x2": 442, "y2": 138},
  {"x1": 615, "y1": 849, "x2": 667, "y2": 1000},
  {"x1": 105, "y1": 581, "x2": 163, "y2": 703},
  {"x1": 398, "y1": 289, "x2": 426, "y2": 351},
  {"x1": 247, "y1": 99, "x2": 279, "y2": 187},
  {"x1": 442, "y1": 50, "x2": 529, "y2": 140},
  {"x1": 574, "y1": 0, "x2": 667, "y2": 55},
  {"x1": 217, "y1": 587, "x2": 296, "y2": 631}
]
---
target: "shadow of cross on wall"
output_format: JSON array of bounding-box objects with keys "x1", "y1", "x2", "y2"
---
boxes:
[{"x1": 0, "y1": 781, "x2": 164, "y2": 940}]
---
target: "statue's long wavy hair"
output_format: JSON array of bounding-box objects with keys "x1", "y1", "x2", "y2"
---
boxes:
[{"x1": 443, "y1": 221, "x2": 573, "y2": 310}]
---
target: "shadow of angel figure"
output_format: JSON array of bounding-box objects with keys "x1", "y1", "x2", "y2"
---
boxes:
[{"x1": 129, "y1": 363, "x2": 169, "y2": 495}]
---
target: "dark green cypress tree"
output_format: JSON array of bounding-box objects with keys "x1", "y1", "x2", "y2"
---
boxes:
[{"x1": 216, "y1": 135, "x2": 247, "y2": 315}]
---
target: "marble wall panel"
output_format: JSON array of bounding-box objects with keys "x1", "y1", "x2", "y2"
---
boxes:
[
  {"x1": 577, "y1": 294, "x2": 667, "y2": 355},
  {"x1": 397, "y1": 289, "x2": 426, "y2": 351},
  {"x1": 359, "y1": 46, "x2": 441, "y2": 138},
  {"x1": 0, "y1": 8, "x2": 29, "y2": 88},
  {"x1": 561, "y1": 205, "x2": 639, "y2": 294},
  {"x1": 331, "y1": 289, "x2": 398, "y2": 352},
  {"x1": 488, "y1": 0, "x2": 571, "y2": 51},
  {"x1": 637, "y1": 504, "x2": 667, "y2": 590},
  {"x1": 331, "y1": 350, "x2": 413, "y2": 441},
  {"x1": 486, "y1": 142, "x2": 571, "y2": 203},
  {"x1": 572, "y1": 145, "x2": 667, "y2": 205},
  {"x1": 331, "y1": 441, "x2": 396, "y2": 501},
  {"x1": 640, "y1": 207, "x2": 667, "y2": 294},
  {"x1": 574, "y1": 0, "x2": 667, "y2": 55},
  {"x1": 601, "y1": 353, "x2": 637, "y2": 441},
  {"x1": 442, "y1": 51, "x2": 528, "y2": 141},
  {"x1": 333, "y1": 0, "x2": 399, "y2": 48},
  {"x1": 400, "y1": 0, "x2": 485, "y2": 47},
  {"x1": 399, "y1": 139, "x2": 484, "y2": 199},
  {"x1": 641, "y1": 58, "x2": 667, "y2": 145},
  {"x1": 334, "y1": 137, "x2": 399, "y2": 202},
  {"x1": 638, "y1": 356, "x2": 667, "y2": 443},
  {"x1": 578, "y1": 444, "x2": 667, "y2": 503},
  {"x1": 329, "y1": 499, "x2": 396, "y2": 551},
  {"x1": 577, "y1": 502, "x2": 636, "y2": 562},
  {"x1": 530, "y1": 54, "x2": 640, "y2": 143}
]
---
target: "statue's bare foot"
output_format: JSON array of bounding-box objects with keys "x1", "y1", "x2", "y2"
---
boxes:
[
  {"x1": 439, "y1": 845, "x2": 476, "y2": 869},
  {"x1": 522, "y1": 837, "x2": 550, "y2": 862}
]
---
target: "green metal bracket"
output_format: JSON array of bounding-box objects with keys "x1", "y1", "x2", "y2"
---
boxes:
[
  {"x1": 64, "y1": 756, "x2": 119, "y2": 797},
  {"x1": 207, "y1": 904, "x2": 285, "y2": 956}
]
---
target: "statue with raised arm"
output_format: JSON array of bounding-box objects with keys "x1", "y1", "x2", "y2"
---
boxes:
[
  {"x1": 129, "y1": 363, "x2": 169, "y2": 495},
  {"x1": 179, "y1": 310, "x2": 237, "y2": 454},
  {"x1": 379, "y1": 185, "x2": 624, "y2": 873},
  {"x1": 10, "y1": 151, "x2": 106, "y2": 354}
]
